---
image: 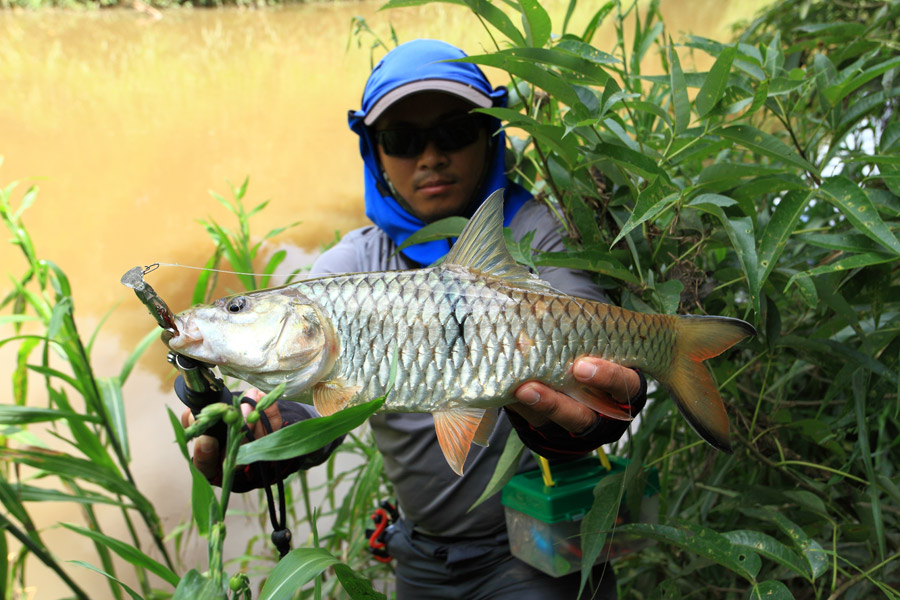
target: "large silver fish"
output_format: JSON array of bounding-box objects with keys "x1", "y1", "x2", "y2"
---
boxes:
[{"x1": 165, "y1": 190, "x2": 755, "y2": 474}]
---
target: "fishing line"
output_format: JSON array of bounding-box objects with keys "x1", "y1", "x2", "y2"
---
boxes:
[{"x1": 147, "y1": 262, "x2": 299, "y2": 279}]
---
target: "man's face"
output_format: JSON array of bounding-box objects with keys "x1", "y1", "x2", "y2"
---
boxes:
[{"x1": 373, "y1": 92, "x2": 490, "y2": 223}]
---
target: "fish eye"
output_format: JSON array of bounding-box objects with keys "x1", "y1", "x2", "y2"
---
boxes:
[{"x1": 226, "y1": 297, "x2": 247, "y2": 313}]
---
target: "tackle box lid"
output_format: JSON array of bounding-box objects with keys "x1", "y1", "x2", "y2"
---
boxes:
[{"x1": 501, "y1": 455, "x2": 659, "y2": 524}]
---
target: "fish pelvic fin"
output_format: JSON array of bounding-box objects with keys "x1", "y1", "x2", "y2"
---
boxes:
[
  {"x1": 313, "y1": 380, "x2": 360, "y2": 416},
  {"x1": 433, "y1": 407, "x2": 491, "y2": 475},
  {"x1": 659, "y1": 315, "x2": 756, "y2": 453},
  {"x1": 442, "y1": 189, "x2": 557, "y2": 293}
]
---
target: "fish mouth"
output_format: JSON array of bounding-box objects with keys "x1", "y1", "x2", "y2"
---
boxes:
[{"x1": 165, "y1": 318, "x2": 203, "y2": 351}]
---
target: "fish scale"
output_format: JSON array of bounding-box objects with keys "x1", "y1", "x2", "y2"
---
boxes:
[
  {"x1": 165, "y1": 189, "x2": 755, "y2": 474},
  {"x1": 294, "y1": 270, "x2": 678, "y2": 413}
]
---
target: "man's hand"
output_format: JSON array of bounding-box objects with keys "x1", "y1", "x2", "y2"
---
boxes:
[
  {"x1": 180, "y1": 388, "x2": 284, "y2": 483},
  {"x1": 509, "y1": 357, "x2": 640, "y2": 434}
]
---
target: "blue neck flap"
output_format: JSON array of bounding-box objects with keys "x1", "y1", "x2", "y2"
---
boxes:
[{"x1": 348, "y1": 39, "x2": 531, "y2": 267}]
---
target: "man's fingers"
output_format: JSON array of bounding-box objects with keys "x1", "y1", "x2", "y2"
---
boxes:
[
  {"x1": 192, "y1": 434, "x2": 222, "y2": 482},
  {"x1": 511, "y1": 382, "x2": 599, "y2": 434},
  {"x1": 180, "y1": 408, "x2": 194, "y2": 429},
  {"x1": 572, "y1": 357, "x2": 641, "y2": 404}
]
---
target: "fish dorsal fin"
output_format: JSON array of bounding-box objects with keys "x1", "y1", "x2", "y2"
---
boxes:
[
  {"x1": 433, "y1": 407, "x2": 487, "y2": 475},
  {"x1": 443, "y1": 189, "x2": 555, "y2": 293}
]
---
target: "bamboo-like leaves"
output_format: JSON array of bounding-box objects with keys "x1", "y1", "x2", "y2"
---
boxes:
[
  {"x1": 236, "y1": 398, "x2": 384, "y2": 464},
  {"x1": 820, "y1": 175, "x2": 900, "y2": 256}
]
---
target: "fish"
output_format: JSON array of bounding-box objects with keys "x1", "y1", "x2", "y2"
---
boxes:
[{"x1": 164, "y1": 189, "x2": 756, "y2": 475}]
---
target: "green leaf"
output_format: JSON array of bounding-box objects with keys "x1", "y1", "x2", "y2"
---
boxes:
[
  {"x1": 823, "y1": 55, "x2": 900, "y2": 106},
  {"x1": 63, "y1": 524, "x2": 179, "y2": 587},
  {"x1": 237, "y1": 398, "x2": 384, "y2": 464},
  {"x1": 692, "y1": 203, "x2": 761, "y2": 315},
  {"x1": 168, "y1": 409, "x2": 217, "y2": 537},
  {"x1": 787, "y1": 252, "x2": 897, "y2": 284},
  {"x1": 69, "y1": 561, "x2": 144, "y2": 600},
  {"x1": 749, "y1": 580, "x2": 794, "y2": 600},
  {"x1": 519, "y1": 0, "x2": 551, "y2": 47},
  {"x1": 611, "y1": 181, "x2": 678, "y2": 246},
  {"x1": 687, "y1": 193, "x2": 737, "y2": 208},
  {"x1": 785, "y1": 273, "x2": 817, "y2": 308},
  {"x1": 503, "y1": 47, "x2": 612, "y2": 86},
  {"x1": 258, "y1": 548, "x2": 340, "y2": 600},
  {"x1": 695, "y1": 45, "x2": 736, "y2": 117},
  {"x1": 460, "y1": 0, "x2": 526, "y2": 45},
  {"x1": 119, "y1": 327, "x2": 161, "y2": 384},
  {"x1": 757, "y1": 191, "x2": 812, "y2": 286},
  {"x1": 396, "y1": 216, "x2": 467, "y2": 252},
  {"x1": 0, "y1": 405, "x2": 100, "y2": 425},
  {"x1": 10, "y1": 449, "x2": 154, "y2": 516},
  {"x1": 819, "y1": 176, "x2": 900, "y2": 256},
  {"x1": 722, "y1": 530, "x2": 812, "y2": 580},
  {"x1": 463, "y1": 54, "x2": 583, "y2": 109},
  {"x1": 668, "y1": 40, "x2": 690, "y2": 135},
  {"x1": 97, "y1": 376, "x2": 129, "y2": 463},
  {"x1": 173, "y1": 569, "x2": 223, "y2": 600},
  {"x1": 740, "y1": 508, "x2": 828, "y2": 580},
  {"x1": 333, "y1": 563, "x2": 387, "y2": 600},
  {"x1": 469, "y1": 431, "x2": 524, "y2": 512},
  {"x1": 718, "y1": 125, "x2": 819, "y2": 175},
  {"x1": 592, "y1": 143, "x2": 669, "y2": 182},
  {"x1": 616, "y1": 522, "x2": 762, "y2": 582},
  {"x1": 655, "y1": 279, "x2": 683, "y2": 314},
  {"x1": 579, "y1": 471, "x2": 624, "y2": 596},
  {"x1": 536, "y1": 250, "x2": 639, "y2": 284}
]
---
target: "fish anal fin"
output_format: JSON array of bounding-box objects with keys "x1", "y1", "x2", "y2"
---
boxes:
[
  {"x1": 433, "y1": 408, "x2": 486, "y2": 475},
  {"x1": 562, "y1": 383, "x2": 635, "y2": 421},
  {"x1": 313, "y1": 380, "x2": 359, "y2": 416},
  {"x1": 472, "y1": 408, "x2": 499, "y2": 447}
]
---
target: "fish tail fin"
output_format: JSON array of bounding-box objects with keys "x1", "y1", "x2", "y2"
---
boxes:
[{"x1": 657, "y1": 315, "x2": 756, "y2": 453}]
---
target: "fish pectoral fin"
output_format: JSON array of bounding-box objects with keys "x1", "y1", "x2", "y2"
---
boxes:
[
  {"x1": 433, "y1": 408, "x2": 487, "y2": 476},
  {"x1": 562, "y1": 383, "x2": 635, "y2": 421},
  {"x1": 472, "y1": 408, "x2": 499, "y2": 447},
  {"x1": 313, "y1": 380, "x2": 359, "y2": 416}
]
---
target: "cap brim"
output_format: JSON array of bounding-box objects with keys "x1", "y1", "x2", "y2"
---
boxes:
[{"x1": 363, "y1": 80, "x2": 493, "y2": 126}]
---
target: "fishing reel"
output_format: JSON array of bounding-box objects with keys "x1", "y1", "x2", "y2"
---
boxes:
[{"x1": 169, "y1": 351, "x2": 230, "y2": 446}]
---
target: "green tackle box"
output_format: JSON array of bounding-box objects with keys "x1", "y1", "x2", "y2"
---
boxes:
[{"x1": 502, "y1": 454, "x2": 659, "y2": 578}]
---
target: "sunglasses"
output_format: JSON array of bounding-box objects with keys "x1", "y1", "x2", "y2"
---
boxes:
[{"x1": 374, "y1": 114, "x2": 486, "y2": 158}]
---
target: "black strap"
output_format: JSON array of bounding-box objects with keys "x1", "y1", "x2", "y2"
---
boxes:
[{"x1": 240, "y1": 398, "x2": 292, "y2": 559}]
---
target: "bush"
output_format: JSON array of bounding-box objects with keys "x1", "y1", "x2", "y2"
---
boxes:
[{"x1": 389, "y1": 0, "x2": 900, "y2": 597}]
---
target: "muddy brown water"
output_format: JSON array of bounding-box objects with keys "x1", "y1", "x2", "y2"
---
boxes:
[{"x1": 1, "y1": 1, "x2": 768, "y2": 596}]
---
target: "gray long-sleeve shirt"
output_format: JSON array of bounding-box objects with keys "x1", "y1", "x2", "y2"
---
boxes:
[{"x1": 307, "y1": 199, "x2": 612, "y2": 538}]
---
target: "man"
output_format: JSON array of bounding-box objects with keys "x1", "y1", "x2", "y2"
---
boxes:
[{"x1": 182, "y1": 39, "x2": 645, "y2": 599}]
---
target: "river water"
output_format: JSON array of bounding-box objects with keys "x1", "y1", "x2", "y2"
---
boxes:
[{"x1": 0, "y1": 1, "x2": 767, "y2": 596}]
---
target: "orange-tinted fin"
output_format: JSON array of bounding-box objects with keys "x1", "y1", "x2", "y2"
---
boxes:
[
  {"x1": 657, "y1": 315, "x2": 756, "y2": 452},
  {"x1": 312, "y1": 380, "x2": 360, "y2": 416},
  {"x1": 562, "y1": 383, "x2": 635, "y2": 421},
  {"x1": 472, "y1": 408, "x2": 499, "y2": 447},
  {"x1": 433, "y1": 407, "x2": 487, "y2": 475}
]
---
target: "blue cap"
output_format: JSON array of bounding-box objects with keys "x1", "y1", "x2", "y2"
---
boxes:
[{"x1": 352, "y1": 39, "x2": 507, "y2": 125}]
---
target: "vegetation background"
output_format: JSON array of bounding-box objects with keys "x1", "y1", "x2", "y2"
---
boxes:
[{"x1": 1, "y1": 0, "x2": 898, "y2": 599}]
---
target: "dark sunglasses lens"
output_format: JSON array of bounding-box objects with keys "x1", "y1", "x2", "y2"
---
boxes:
[
  {"x1": 376, "y1": 115, "x2": 485, "y2": 157},
  {"x1": 432, "y1": 116, "x2": 482, "y2": 152},
  {"x1": 377, "y1": 130, "x2": 424, "y2": 157}
]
